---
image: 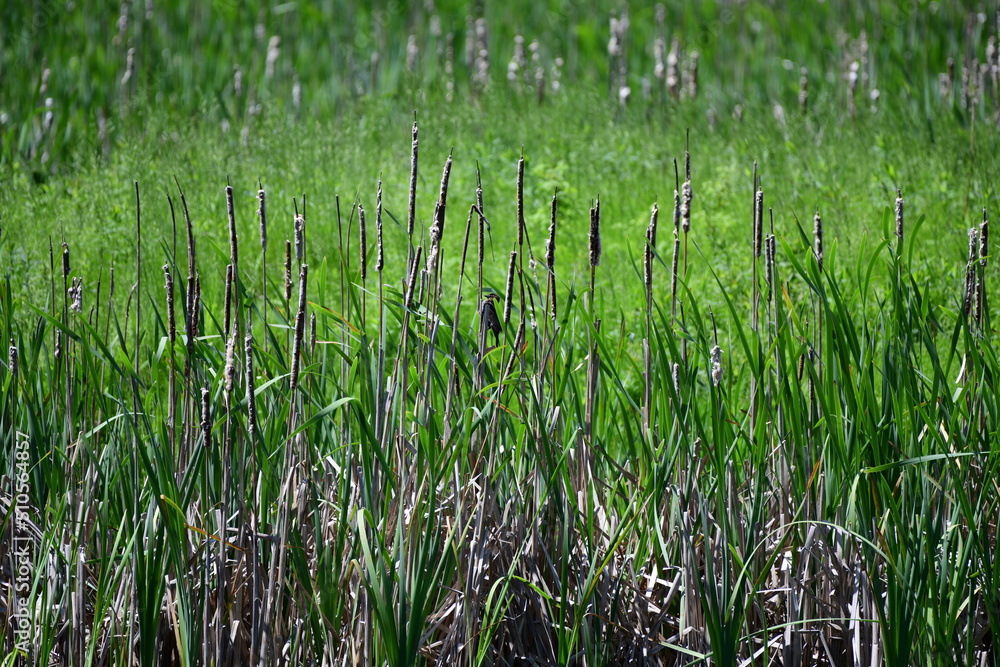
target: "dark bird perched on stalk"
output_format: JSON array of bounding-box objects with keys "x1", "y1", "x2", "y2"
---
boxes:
[{"x1": 481, "y1": 293, "x2": 502, "y2": 347}]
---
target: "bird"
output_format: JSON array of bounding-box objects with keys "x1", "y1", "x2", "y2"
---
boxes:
[{"x1": 480, "y1": 293, "x2": 502, "y2": 347}]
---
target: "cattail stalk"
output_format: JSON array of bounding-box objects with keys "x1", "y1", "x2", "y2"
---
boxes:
[
  {"x1": 643, "y1": 202, "x2": 659, "y2": 435},
  {"x1": 164, "y1": 265, "x2": 177, "y2": 437},
  {"x1": 765, "y1": 234, "x2": 777, "y2": 302},
  {"x1": 546, "y1": 190, "x2": 558, "y2": 324},
  {"x1": 307, "y1": 313, "x2": 317, "y2": 361},
  {"x1": 406, "y1": 247, "x2": 423, "y2": 311},
  {"x1": 359, "y1": 204, "x2": 367, "y2": 281},
  {"x1": 257, "y1": 184, "x2": 267, "y2": 338},
  {"x1": 671, "y1": 189, "x2": 681, "y2": 318}
]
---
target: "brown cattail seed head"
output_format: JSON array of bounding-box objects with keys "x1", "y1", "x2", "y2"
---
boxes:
[
  {"x1": 257, "y1": 188, "x2": 267, "y2": 253},
  {"x1": 965, "y1": 227, "x2": 979, "y2": 314},
  {"x1": 753, "y1": 188, "x2": 764, "y2": 257},
  {"x1": 894, "y1": 189, "x2": 904, "y2": 239},
  {"x1": 290, "y1": 264, "x2": 309, "y2": 392},
  {"x1": 376, "y1": 180, "x2": 384, "y2": 272},
  {"x1": 200, "y1": 387, "x2": 212, "y2": 447},
  {"x1": 62, "y1": 242, "x2": 70, "y2": 280},
  {"x1": 765, "y1": 234, "x2": 777, "y2": 290},
  {"x1": 504, "y1": 250, "x2": 517, "y2": 324},
  {"x1": 813, "y1": 211, "x2": 824, "y2": 270},
  {"x1": 283, "y1": 240, "x2": 292, "y2": 301},
  {"x1": 516, "y1": 154, "x2": 525, "y2": 246},
  {"x1": 589, "y1": 197, "x2": 602, "y2": 267},
  {"x1": 244, "y1": 333, "x2": 258, "y2": 441},
  {"x1": 681, "y1": 178, "x2": 692, "y2": 233},
  {"x1": 224, "y1": 328, "x2": 237, "y2": 393},
  {"x1": 710, "y1": 345, "x2": 723, "y2": 386},
  {"x1": 437, "y1": 153, "x2": 453, "y2": 225},
  {"x1": 224, "y1": 264, "x2": 234, "y2": 337},
  {"x1": 294, "y1": 213, "x2": 305, "y2": 265},
  {"x1": 980, "y1": 209, "x2": 988, "y2": 268},
  {"x1": 408, "y1": 119, "x2": 418, "y2": 239},
  {"x1": 309, "y1": 311, "x2": 317, "y2": 353},
  {"x1": 546, "y1": 191, "x2": 557, "y2": 270},
  {"x1": 68, "y1": 277, "x2": 83, "y2": 313},
  {"x1": 226, "y1": 185, "x2": 238, "y2": 270},
  {"x1": 163, "y1": 265, "x2": 176, "y2": 343},
  {"x1": 358, "y1": 204, "x2": 367, "y2": 280},
  {"x1": 645, "y1": 202, "x2": 659, "y2": 288}
]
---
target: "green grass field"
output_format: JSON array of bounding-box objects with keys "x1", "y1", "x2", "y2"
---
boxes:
[{"x1": 2, "y1": 2, "x2": 1000, "y2": 665}]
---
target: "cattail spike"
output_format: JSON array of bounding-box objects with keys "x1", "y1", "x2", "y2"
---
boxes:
[
  {"x1": 753, "y1": 188, "x2": 764, "y2": 257},
  {"x1": 245, "y1": 332, "x2": 258, "y2": 442},
  {"x1": 681, "y1": 160, "x2": 692, "y2": 234},
  {"x1": 294, "y1": 213, "x2": 305, "y2": 265},
  {"x1": 710, "y1": 345, "x2": 723, "y2": 386},
  {"x1": 163, "y1": 265, "x2": 176, "y2": 344},
  {"x1": 224, "y1": 328, "x2": 237, "y2": 393},
  {"x1": 980, "y1": 209, "x2": 988, "y2": 268},
  {"x1": 9, "y1": 338, "x2": 17, "y2": 377},
  {"x1": 408, "y1": 115, "x2": 418, "y2": 240},
  {"x1": 376, "y1": 179, "x2": 384, "y2": 272},
  {"x1": 226, "y1": 184, "x2": 238, "y2": 270},
  {"x1": 516, "y1": 152, "x2": 525, "y2": 247},
  {"x1": 813, "y1": 211, "x2": 824, "y2": 270},
  {"x1": 504, "y1": 250, "x2": 517, "y2": 324},
  {"x1": 284, "y1": 240, "x2": 292, "y2": 302},
  {"x1": 965, "y1": 227, "x2": 978, "y2": 315},
  {"x1": 62, "y1": 242, "x2": 70, "y2": 280},
  {"x1": 546, "y1": 191, "x2": 557, "y2": 270},
  {"x1": 645, "y1": 203, "x2": 659, "y2": 289},
  {"x1": 290, "y1": 264, "x2": 309, "y2": 392},
  {"x1": 200, "y1": 387, "x2": 212, "y2": 447},
  {"x1": 257, "y1": 186, "x2": 268, "y2": 253},
  {"x1": 359, "y1": 204, "x2": 368, "y2": 281},
  {"x1": 589, "y1": 196, "x2": 602, "y2": 267},
  {"x1": 224, "y1": 264, "x2": 233, "y2": 337}
]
